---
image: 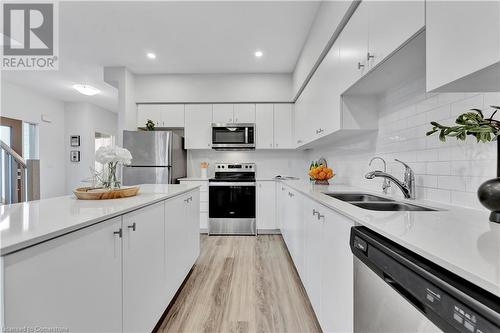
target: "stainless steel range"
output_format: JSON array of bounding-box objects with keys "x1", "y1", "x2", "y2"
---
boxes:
[{"x1": 208, "y1": 163, "x2": 256, "y2": 235}]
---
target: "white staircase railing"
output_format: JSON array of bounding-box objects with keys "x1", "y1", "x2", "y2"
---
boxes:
[{"x1": 0, "y1": 140, "x2": 40, "y2": 204}]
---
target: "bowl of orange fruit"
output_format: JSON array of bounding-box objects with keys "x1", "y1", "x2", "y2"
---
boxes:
[{"x1": 308, "y1": 160, "x2": 335, "y2": 185}]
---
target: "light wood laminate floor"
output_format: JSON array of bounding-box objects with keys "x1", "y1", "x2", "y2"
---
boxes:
[{"x1": 157, "y1": 235, "x2": 322, "y2": 333}]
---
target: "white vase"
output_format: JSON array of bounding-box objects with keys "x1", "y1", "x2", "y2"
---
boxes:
[{"x1": 201, "y1": 168, "x2": 208, "y2": 179}]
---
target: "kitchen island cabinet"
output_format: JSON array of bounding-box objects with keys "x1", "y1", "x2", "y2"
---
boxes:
[{"x1": 1, "y1": 184, "x2": 200, "y2": 333}]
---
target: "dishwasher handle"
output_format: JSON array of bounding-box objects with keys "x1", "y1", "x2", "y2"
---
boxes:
[{"x1": 383, "y1": 273, "x2": 426, "y2": 313}]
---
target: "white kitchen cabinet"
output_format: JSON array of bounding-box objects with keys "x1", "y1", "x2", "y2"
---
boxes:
[
  {"x1": 137, "y1": 104, "x2": 161, "y2": 128},
  {"x1": 256, "y1": 181, "x2": 277, "y2": 231},
  {"x1": 339, "y1": 1, "x2": 369, "y2": 91},
  {"x1": 283, "y1": 187, "x2": 305, "y2": 278},
  {"x1": 276, "y1": 182, "x2": 287, "y2": 230},
  {"x1": 164, "y1": 191, "x2": 200, "y2": 308},
  {"x1": 3, "y1": 217, "x2": 123, "y2": 332},
  {"x1": 161, "y1": 104, "x2": 185, "y2": 127},
  {"x1": 320, "y1": 208, "x2": 354, "y2": 333},
  {"x1": 273, "y1": 104, "x2": 293, "y2": 149},
  {"x1": 179, "y1": 179, "x2": 209, "y2": 230},
  {"x1": 426, "y1": 1, "x2": 500, "y2": 92},
  {"x1": 234, "y1": 104, "x2": 256, "y2": 123},
  {"x1": 255, "y1": 104, "x2": 274, "y2": 149},
  {"x1": 366, "y1": 1, "x2": 424, "y2": 70},
  {"x1": 304, "y1": 198, "x2": 323, "y2": 317},
  {"x1": 122, "y1": 202, "x2": 165, "y2": 333},
  {"x1": 137, "y1": 104, "x2": 185, "y2": 128},
  {"x1": 212, "y1": 104, "x2": 234, "y2": 123},
  {"x1": 185, "y1": 104, "x2": 213, "y2": 149}
]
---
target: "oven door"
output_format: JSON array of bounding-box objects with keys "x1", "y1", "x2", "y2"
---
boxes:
[
  {"x1": 211, "y1": 124, "x2": 255, "y2": 149},
  {"x1": 209, "y1": 182, "x2": 256, "y2": 235}
]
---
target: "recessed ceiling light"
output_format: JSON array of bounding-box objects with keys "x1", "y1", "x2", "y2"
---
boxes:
[
  {"x1": 254, "y1": 50, "x2": 263, "y2": 58},
  {"x1": 147, "y1": 52, "x2": 156, "y2": 59},
  {"x1": 73, "y1": 84, "x2": 100, "y2": 96}
]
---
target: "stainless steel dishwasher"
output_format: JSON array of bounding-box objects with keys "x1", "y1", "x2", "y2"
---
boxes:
[{"x1": 350, "y1": 226, "x2": 500, "y2": 333}]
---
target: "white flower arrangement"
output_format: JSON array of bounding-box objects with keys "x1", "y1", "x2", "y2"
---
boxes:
[
  {"x1": 94, "y1": 145, "x2": 133, "y2": 189},
  {"x1": 95, "y1": 145, "x2": 132, "y2": 165}
]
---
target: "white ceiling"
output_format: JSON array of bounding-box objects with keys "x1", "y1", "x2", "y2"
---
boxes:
[{"x1": 3, "y1": 1, "x2": 320, "y2": 111}]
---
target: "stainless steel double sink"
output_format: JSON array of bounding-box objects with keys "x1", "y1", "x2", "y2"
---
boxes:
[{"x1": 323, "y1": 192, "x2": 438, "y2": 211}]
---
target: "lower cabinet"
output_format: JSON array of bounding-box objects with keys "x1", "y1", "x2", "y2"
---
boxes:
[
  {"x1": 278, "y1": 184, "x2": 354, "y2": 333},
  {"x1": 3, "y1": 217, "x2": 123, "y2": 332},
  {"x1": 2, "y1": 189, "x2": 200, "y2": 333},
  {"x1": 123, "y1": 202, "x2": 166, "y2": 333},
  {"x1": 256, "y1": 181, "x2": 277, "y2": 231}
]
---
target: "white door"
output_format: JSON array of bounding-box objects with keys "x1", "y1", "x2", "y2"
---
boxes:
[
  {"x1": 320, "y1": 209, "x2": 354, "y2": 333},
  {"x1": 234, "y1": 104, "x2": 256, "y2": 123},
  {"x1": 339, "y1": 2, "x2": 369, "y2": 90},
  {"x1": 255, "y1": 104, "x2": 274, "y2": 149},
  {"x1": 185, "y1": 104, "x2": 213, "y2": 149},
  {"x1": 161, "y1": 104, "x2": 185, "y2": 127},
  {"x1": 257, "y1": 181, "x2": 277, "y2": 230},
  {"x1": 304, "y1": 201, "x2": 323, "y2": 317},
  {"x1": 367, "y1": 1, "x2": 424, "y2": 69},
  {"x1": 137, "y1": 104, "x2": 162, "y2": 128},
  {"x1": 186, "y1": 190, "x2": 201, "y2": 267},
  {"x1": 164, "y1": 194, "x2": 188, "y2": 306},
  {"x1": 273, "y1": 104, "x2": 293, "y2": 149},
  {"x1": 123, "y1": 202, "x2": 166, "y2": 333},
  {"x1": 213, "y1": 104, "x2": 234, "y2": 123},
  {"x1": 3, "y1": 217, "x2": 123, "y2": 333}
]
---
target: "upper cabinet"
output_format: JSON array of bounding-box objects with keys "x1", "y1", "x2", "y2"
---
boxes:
[
  {"x1": 426, "y1": 1, "x2": 500, "y2": 92},
  {"x1": 185, "y1": 104, "x2": 213, "y2": 149},
  {"x1": 137, "y1": 104, "x2": 185, "y2": 128},
  {"x1": 273, "y1": 104, "x2": 293, "y2": 149},
  {"x1": 212, "y1": 104, "x2": 255, "y2": 123},
  {"x1": 366, "y1": 1, "x2": 424, "y2": 70},
  {"x1": 212, "y1": 104, "x2": 234, "y2": 123},
  {"x1": 294, "y1": 0, "x2": 424, "y2": 149},
  {"x1": 234, "y1": 104, "x2": 256, "y2": 123},
  {"x1": 255, "y1": 104, "x2": 293, "y2": 149},
  {"x1": 255, "y1": 104, "x2": 274, "y2": 149}
]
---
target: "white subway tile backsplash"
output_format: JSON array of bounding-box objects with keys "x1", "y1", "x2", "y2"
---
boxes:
[
  {"x1": 311, "y1": 91, "x2": 496, "y2": 212},
  {"x1": 437, "y1": 175, "x2": 466, "y2": 191},
  {"x1": 427, "y1": 161, "x2": 451, "y2": 175}
]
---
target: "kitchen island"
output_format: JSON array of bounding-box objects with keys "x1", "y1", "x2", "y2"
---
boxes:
[{"x1": 0, "y1": 184, "x2": 201, "y2": 333}]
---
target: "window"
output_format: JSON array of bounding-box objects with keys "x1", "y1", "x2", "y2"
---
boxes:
[
  {"x1": 0, "y1": 125, "x2": 12, "y2": 204},
  {"x1": 94, "y1": 132, "x2": 115, "y2": 172},
  {"x1": 22, "y1": 122, "x2": 37, "y2": 159}
]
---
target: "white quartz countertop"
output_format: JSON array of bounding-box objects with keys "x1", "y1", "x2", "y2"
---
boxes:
[
  {"x1": 281, "y1": 180, "x2": 500, "y2": 298},
  {"x1": 178, "y1": 177, "x2": 209, "y2": 181},
  {"x1": 0, "y1": 184, "x2": 200, "y2": 255}
]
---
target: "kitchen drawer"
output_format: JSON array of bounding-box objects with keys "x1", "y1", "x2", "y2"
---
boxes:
[{"x1": 200, "y1": 212, "x2": 208, "y2": 229}]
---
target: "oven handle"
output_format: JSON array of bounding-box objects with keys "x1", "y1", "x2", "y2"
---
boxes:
[{"x1": 209, "y1": 182, "x2": 256, "y2": 187}]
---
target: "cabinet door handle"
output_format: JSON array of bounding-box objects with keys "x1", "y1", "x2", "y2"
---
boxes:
[
  {"x1": 358, "y1": 62, "x2": 365, "y2": 70},
  {"x1": 367, "y1": 52, "x2": 374, "y2": 61},
  {"x1": 113, "y1": 228, "x2": 123, "y2": 238},
  {"x1": 127, "y1": 222, "x2": 136, "y2": 231},
  {"x1": 317, "y1": 214, "x2": 325, "y2": 221},
  {"x1": 313, "y1": 209, "x2": 319, "y2": 216}
]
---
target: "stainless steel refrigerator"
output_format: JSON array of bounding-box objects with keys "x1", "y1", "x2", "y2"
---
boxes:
[{"x1": 122, "y1": 131, "x2": 186, "y2": 185}]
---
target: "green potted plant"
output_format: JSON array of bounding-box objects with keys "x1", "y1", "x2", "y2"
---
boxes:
[
  {"x1": 145, "y1": 119, "x2": 155, "y2": 131},
  {"x1": 427, "y1": 106, "x2": 500, "y2": 222}
]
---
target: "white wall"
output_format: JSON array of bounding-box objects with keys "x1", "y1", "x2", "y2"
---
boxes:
[
  {"x1": 292, "y1": 1, "x2": 352, "y2": 96},
  {"x1": 65, "y1": 102, "x2": 118, "y2": 194},
  {"x1": 1, "y1": 81, "x2": 67, "y2": 198},
  {"x1": 104, "y1": 67, "x2": 136, "y2": 145},
  {"x1": 308, "y1": 78, "x2": 499, "y2": 210},
  {"x1": 134, "y1": 74, "x2": 293, "y2": 103},
  {"x1": 188, "y1": 150, "x2": 306, "y2": 179}
]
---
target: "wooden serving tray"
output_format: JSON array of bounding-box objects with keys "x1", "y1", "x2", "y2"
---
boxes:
[{"x1": 73, "y1": 186, "x2": 140, "y2": 200}]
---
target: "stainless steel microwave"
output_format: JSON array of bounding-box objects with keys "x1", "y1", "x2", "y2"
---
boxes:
[{"x1": 211, "y1": 123, "x2": 255, "y2": 150}]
